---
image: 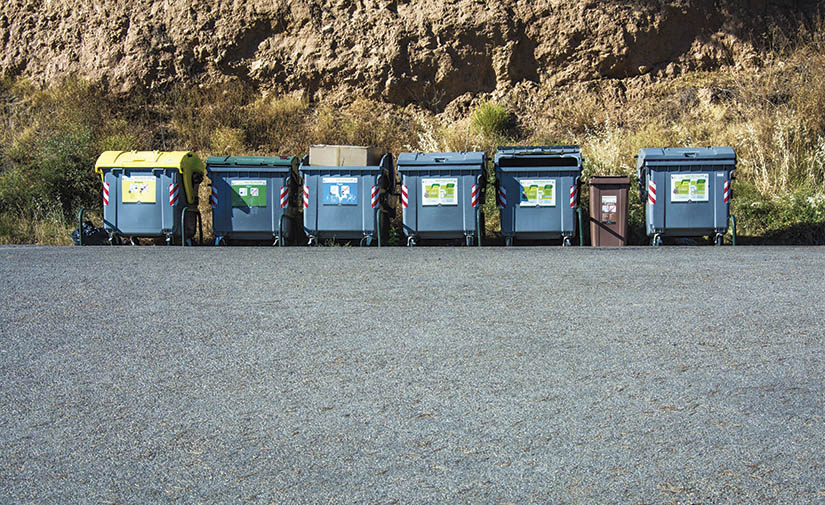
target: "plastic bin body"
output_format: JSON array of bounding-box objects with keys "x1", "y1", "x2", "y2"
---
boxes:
[
  {"x1": 206, "y1": 156, "x2": 301, "y2": 244},
  {"x1": 589, "y1": 176, "x2": 630, "y2": 246},
  {"x1": 397, "y1": 152, "x2": 486, "y2": 243},
  {"x1": 95, "y1": 151, "x2": 204, "y2": 240},
  {"x1": 637, "y1": 147, "x2": 735, "y2": 239},
  {"x1": 300, "y1": 153, "x2": 394, "y2": 243},
  {"x1": 495, "y1": 146, "x2": 582, "y2": 242}
]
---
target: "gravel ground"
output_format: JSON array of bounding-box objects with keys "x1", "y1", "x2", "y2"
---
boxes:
[{"x1": 0, "y1": 245, "x2": 823, "y2": 504}]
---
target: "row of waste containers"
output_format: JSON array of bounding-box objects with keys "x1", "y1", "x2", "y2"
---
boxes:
[{"x1": 90, "y1": 145, "x2": 737, "y2": 246}]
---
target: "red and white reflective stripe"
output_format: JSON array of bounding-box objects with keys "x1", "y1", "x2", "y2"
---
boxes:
[
  {"x1": 169, "y1": 183, "x2": 180, "y2": 206},
  {"x1": 401, "y1": 184, "x2": 409, "y2": 208},
  {"x1": 723, "y1": 179, "x2": 730, "y2": 203},
  {"x1": 498, "y1": 185, "x2": 507, "y2": 209},
  {"x1": 471, "y1": 184, "x2": 480, "y2": 207},
  {"x1": 102, "y1": 182, "x2": 109, "y2": 206},
  {"x1": 210, "y1": 186, "x2": 218, "y2": 208},
  {"x1": 569, "y1": 185, "x2": 577, "y2": 208},
  {"x1": 302, "y1": 184, "x2": 309, "y2": 208},
  {"x1": 648, "y1": 180, "x2": 657, "y2": 205},
  {"x1": 370, "y1": 185, "x2": 379, "y2": 209},
  {"x1": 280, "y1": 186, "x2": 288, "y2": 209}
]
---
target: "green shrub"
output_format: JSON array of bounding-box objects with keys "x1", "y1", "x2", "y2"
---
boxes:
[
  {"x1": 470, "y1": 101, "x2": 512, "y2": 139},
  {"x1": 731, "y1": 181, "x2": 825, "y2": 244}
]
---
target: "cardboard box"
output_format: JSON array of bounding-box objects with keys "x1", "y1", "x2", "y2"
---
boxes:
[{"x1": 309, "y1": 145, "x2": 382, "y2": 166}]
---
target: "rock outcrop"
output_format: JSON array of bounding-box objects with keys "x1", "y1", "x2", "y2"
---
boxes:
[{"x1": 0, "y1": 0, "x2": 818, "y2": 109}]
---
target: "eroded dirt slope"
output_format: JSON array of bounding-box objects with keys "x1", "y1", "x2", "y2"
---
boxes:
[{"x1": 0, "y1": 0, "x2": 818, "y2": 109}]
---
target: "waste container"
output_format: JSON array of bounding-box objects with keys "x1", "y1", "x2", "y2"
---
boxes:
[
  {"x1": 94, "y1": 151, "x2": 205, "y2": 245},
  {"x1": 637, "y1": 147, "x2": 736, "y2": 246},
  {"x1": 589, "y1": 176, "x2": 630, "y2": 246},
  {"x1": 300, "y1": 145, "x2": 394, "y2": 246},
  {"x1": 206, "y1": 155, "x2": 301, "y2": 246},
  {"x1": 397, "y1": 152, "x2": 486, "y2": 246},
  {"x1": 495, "y1": 145, "x2": 583, "y2": 246}
]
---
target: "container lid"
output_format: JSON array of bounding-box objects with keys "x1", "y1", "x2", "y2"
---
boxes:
[
  {"x1": 495, "y1": 145, "x2": 582, "y2": 172},
  {"x1": 94, "y1": 151, "x2": 205, "y2": 181},
  {"x1": 496, "y1": 145, "x2": 580, "y2": 158},
  {"x1": 206, "y1": 155, "x2": 296, "y2": 173},
  {"x1": 637, "y1": 147, "x2": 736, "y2": 167},
  {"x1": 590, "y1": 176, "x2": 630, "y2": 185},
  {"x1": 95, "y1": 151, "x2": 204, "y2": 171},
  {"x1": 396, "y1": 152, "x2": 486, "y2": 171}
]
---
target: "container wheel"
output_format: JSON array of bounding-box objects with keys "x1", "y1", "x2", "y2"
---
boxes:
[
  {"x1": 215, "y1": 237, "x2": 227, "y2": 246},
  {"x1": 465, "y1": 235, "x2": 474, "y2": 247},
  {"x1": 407, "y1": 236, "x2": 416, "y2": 247},
  {"x1": 714, "y1": 234, "x2": 724, "y2": 246},
  {"x1": 652, "y1": 234, "x2": 663, "y2": 247},
  {"x1": 562, "y1": 237, "x2": 571, "y2": 247},
  {"x1": 505, "y1": 236, "x2": 513, "y2": 247}
]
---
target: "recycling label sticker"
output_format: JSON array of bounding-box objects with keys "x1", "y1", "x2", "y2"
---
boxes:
[
  {"x1": 322, "y1": 177, "x2": 358, "y2": 205},
  {"x1": 121, "y1": 175, "x2": 156, "y2": 203},
  {"x1": 601, "y1": 195, "x2": 617, "y2": 224},
  {"x1": 421, "y1": 178, "x2": 458, "y2": 206},
  {"x1": 670, "y1": 174, "x2": 709, "y2": 202},
  {"x1": 519, "y1": 179, "x2": 556, "y2": 207},
  {"x1": 231, "y1": 179, "x2": 267, "y2": 207}
]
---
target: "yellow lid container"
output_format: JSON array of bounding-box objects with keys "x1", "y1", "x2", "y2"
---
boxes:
[{"x1": 95, "y1": 151, "x2": 205, "y2": 205}]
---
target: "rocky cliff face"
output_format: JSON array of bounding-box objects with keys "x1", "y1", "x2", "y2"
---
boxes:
[{"x1": 0, "y1": 0, "x2": 818, "y2": 110}]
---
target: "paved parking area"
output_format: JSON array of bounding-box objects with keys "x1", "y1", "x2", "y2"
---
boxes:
[{"x1": 1, "y1": 246, "x2": 823, "y2": 504}]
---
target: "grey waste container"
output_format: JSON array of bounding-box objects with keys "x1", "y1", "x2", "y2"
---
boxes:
[
  {"x1": 94, "y1": 151, "x2": 205, "y2": 245},
  {"x1": 206, "y1": 155, "x2": 301, "y2": 246},
  {"x1": 300, "y1": 148, "x2": 394, "y2": 246},
  {"x1": 637, "y1": 147, "x2": 736, "y2": 246},
  {"x1": 397, "y1": 152, "x2": 486, "y2": 246},
  {"x1": 495, "y1": 145, "x2": 583, "y2": 246}
]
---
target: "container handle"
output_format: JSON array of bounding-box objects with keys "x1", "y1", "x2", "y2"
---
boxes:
[
  {"x1": 577, "y1": 207, "x2": 583, "y2": 247},
  {"x1": 76, "y1": 207, "x2": 86, "y2": 246},
  {"x1": 475, "y1": 173, "x2": 484, "y2": 247},
  {"x1": 278, "y1": 213, "x2": 295, "y2": 248},
  {"x1": 180, "y1": 207, "x2": 202, "y2": 247}
]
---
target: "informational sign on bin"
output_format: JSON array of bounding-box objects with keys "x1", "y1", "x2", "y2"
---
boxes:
[
  {"x1": 519, "y1": 179, "x2": 556, "y2": 207},
  {"x1": 322, "y1": 177, "x2": 358, "y2": 205},
  {"x1": 231, "y1": 180, "x2": 267, "y2": 207},
  {"x1": 121, "y1": 175, "x2": 156, "y2": 203},
  {"x1": 670, "y1": 174, "x2": 709, "y2": 202},
  {"x1": 421, "y1": 178, "x2": 458, "y2": 206},
  {"x1": 601, "y1": 195, "x2": 617, "y2": 224}
]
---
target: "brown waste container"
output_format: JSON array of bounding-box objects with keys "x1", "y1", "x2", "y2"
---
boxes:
[{"x1": 589, "y1": 176, "x2": 630, "y2": 246}]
